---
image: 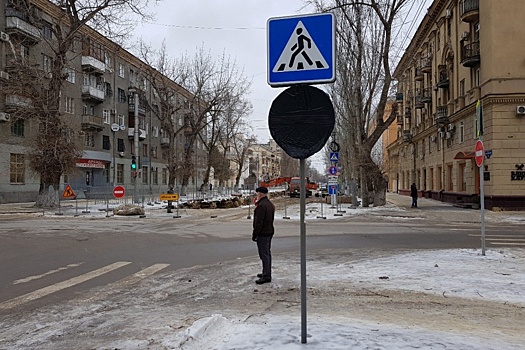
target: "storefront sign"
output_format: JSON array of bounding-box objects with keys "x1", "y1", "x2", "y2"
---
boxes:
[
  {"x1": 76, "y1": 159, "x2": 105, "y2": 169},
  {"x1": 511, "y1": 164, "x2": 525, "y2": 181}
]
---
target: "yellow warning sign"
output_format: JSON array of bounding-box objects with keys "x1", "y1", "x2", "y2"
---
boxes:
[
  {"x1": 62, "y1": 184, "x2": 76, "y2": 199},
  {"x1": 160, "y1": 193, "x2": 179, "y2": 201}
]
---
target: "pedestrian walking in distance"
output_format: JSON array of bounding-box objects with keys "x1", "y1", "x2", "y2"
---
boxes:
[
  {"x1": 252, "y1": 186, "x2": 275, "y2": 284},
  {"x1": 410, "y1": 183, "x2": 418, "y2": 208}
]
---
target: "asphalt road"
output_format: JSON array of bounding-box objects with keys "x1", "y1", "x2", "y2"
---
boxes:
[{"x1": 1, "y1": 203, "x2": 524, "y2": 315}]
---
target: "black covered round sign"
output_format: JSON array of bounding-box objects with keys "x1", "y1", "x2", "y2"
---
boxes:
[{"x1": 269, "y1": 84, "x2": 335, "y2": 159}]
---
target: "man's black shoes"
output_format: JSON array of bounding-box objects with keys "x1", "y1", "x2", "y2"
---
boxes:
[
  {"x1": 256, "y1": 277, "x2": 271, "y2": 284},
  {"x1": 257, "y1": 273, "x2": 263, "y2": 278}
]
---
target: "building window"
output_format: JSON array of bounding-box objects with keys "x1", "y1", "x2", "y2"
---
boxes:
[
  {"x1": 102, "y1": 135, "x2": 111, "y2": 150},
  {"x1": 103, "y1": 109, "x2": 110, "y2": 124},
  {"x1": 104, "y1": 163, "x2": 110, "y2": 183},
  {"x1": 64, "y1": 97, "x2": 75, "y2": 114},
  {"x1": 117, "y1": 164, "x2": 124, "y2": 184},
  {"x1": 85, "y1": 132, "x2": 95, "y2": 148},
  {"x1": 83, "y1": 104, "x2": 95, "y2": 115},
  {"x1": 151, "y1": 146, "x2": 158, "y2": 158},
  {"x1": 475, "y1": 68, "x2": 481, "y2": 87},
  {"x1": 162, "y1": 168, "x2": 168, "y2": 185},
  {"x1": 11, "y1": 118, "x2": 24, "y2": 137},
  {"x1": 142, "y1": 143, "x2": 148, "y2": 157},
  {"x1": 64, "y1": 67, "x2": 75, "y2": 83},
  {"x1": 428, "y1": 137, "x2": 432, "y2": 154},
  {"x1": 152, "y1": 167, "x2": 158, "y2": 185},
  {"x1": 460, "y1": 122, "x2": 465, "y2": 144},
  {"x1": 118, "y1": 88, "x2": 126, "y2": 103},
  {"x1": 447, "y1": 164, "x2": 453, "y2": 191},
  {"x1": 460, "y1": 79, "x2": 465, "y2": 97},
  {"x1": 117, "y1": 138, "x2": 125, "y2": 153},
  {"x1": 459, "y1": 163, "x2": 466, "y2": 192},
  {"x1": 10, "y1": 153, "x2": 25, "y2": 184},
  {"x1": 42, "y1": 54, "x2": 52, "y2": 72},
  {"x1": 142, "y1": 166, "x2": 148, "y2": 184},
  {"x1": 41, "y1": 20, "x2": 53, "y2": 39},
  {"x1": 119, "y1": 63, "x2": 125, "y2": 78},
  {"x1": 118, "y1": 114, "x2": 125, "y2": 126}
]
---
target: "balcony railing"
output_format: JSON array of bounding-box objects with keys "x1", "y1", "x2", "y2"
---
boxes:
[
  {"x1": 415, "y1": 95, "x2": 424, "y2": 109},
  {"x1": 437, "y1": 65, "x2": 449, "y2": 89},
  {"x1": 82, "y1": 85, "x2": 105, "y2": 102},
  {"x1": 81, "y1": 115, "x2": 104, "y2": 131},
  {"x1": 461, "y1": 41, "x2": 480, "y2": 67},
  {"x1": 5, "y1": 16, "x2": 41, "y2": 43},
  {"x1": 436, "y1": 105, "x2": 449, "y2": 124},
  {"x1": 420, "y1": 56, "x2": 432, "y2": 73},
  {"x1": 81, "y1": 56, "x2": 105, "y2": 74},
  {"x1": 414, "y1": 67, "x2": 424, "y2": 81},
  {"x1": 421, "y1": 87, "x2": 432, "y2": 103},
  {"x1": 5, "y1": 94, "x2": 32, "y2": 108},
  {"x1": 460, "y1": 0, "x2": 479, "y2": 23}
]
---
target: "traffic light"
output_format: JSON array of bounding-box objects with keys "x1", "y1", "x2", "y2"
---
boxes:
[{"x1": 131, "y1": 155, "x2": 137, "y2": 170}]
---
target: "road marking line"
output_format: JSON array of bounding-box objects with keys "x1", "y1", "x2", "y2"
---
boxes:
[
  {"x1": 13, "y1": 262, "x2": 84, "y2": 285},
  {"x1": 489, "y1": 242, "x2": 525, "y2": 246},
  {"x1": 485, "y1": 238, "x2": 525, "y2": 242},
  {"x1": 0, "y1": 261, "x2": 131, "y2": 310},
  {"x1": 468, "y1": 234, "x2": 525, "y2": 238}
]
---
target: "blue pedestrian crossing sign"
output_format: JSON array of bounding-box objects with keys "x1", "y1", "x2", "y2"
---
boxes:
[
  {"x1": 329, "y1": 152, "x2": 339, "y2": 162},
  {"x1": 267, "y1": 13, "x2": 335, "y2": 87}
]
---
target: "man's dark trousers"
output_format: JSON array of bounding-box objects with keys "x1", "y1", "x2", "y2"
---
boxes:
[{"x1": 257, "y1": 236, "x2": 272, "y2": 278}]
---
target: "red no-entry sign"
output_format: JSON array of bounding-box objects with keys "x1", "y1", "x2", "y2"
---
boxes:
[
  {"x1": 475, "y1": 140, "x2": 484, "y2": 167},
  {"x1": 113, "y1": 185, "x2": 125, "y2": 198}
]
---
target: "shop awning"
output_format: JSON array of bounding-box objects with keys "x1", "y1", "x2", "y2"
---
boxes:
[{"x1": 454, "y1": 151, "x2": 475, "y2": 160}]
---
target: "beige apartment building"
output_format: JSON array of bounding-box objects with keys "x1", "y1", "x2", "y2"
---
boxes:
[
  {"x1": 386, "y1": 0, "x2": 525, "y2": 210},
  {"x1": 0, "y1": 0, "x2": 206, "y2": 203}
]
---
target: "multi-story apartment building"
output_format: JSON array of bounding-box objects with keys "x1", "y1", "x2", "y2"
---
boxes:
[
  {"x1": 0, "y1": 0, "x2": 205, "y2": 203},
  {"x1": 246, "y1": 140, "x2": 283, "y2": 190},
  {"x1": 386, "y1": 0, "x2": 525, "y2": 210}
]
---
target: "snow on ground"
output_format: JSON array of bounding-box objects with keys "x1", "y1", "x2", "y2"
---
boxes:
[{"x1": 162, "y1": 248, "x2": 525, "y2": 350}]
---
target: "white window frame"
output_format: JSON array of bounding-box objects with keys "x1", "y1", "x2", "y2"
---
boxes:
[{"x1": 103, "y1": 109, "x2": 110, "y2": 124}]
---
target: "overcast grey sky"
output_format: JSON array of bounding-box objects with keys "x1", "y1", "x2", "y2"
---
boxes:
[{"x1": 132, "y1": 0, "x2": 432, "y2": 172}]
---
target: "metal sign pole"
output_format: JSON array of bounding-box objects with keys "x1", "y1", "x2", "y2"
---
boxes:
[
  {"x1": 299, "y1": 158, "x2": 307, "y2": 344},
  {"x1": 479, "y1": 139, "x2": 486, "y2": 256}
]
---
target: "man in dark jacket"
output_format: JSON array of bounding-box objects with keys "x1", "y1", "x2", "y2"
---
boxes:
[
  {"x1": 252, "y1": 186, "x2": 275, "y2": 284},
  {"x1": 410, "y1": 183, "x2": 418, "y2": 208}
]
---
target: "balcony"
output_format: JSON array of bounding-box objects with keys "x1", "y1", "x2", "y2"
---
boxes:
[
  {"x1": 460, "y1": 0, "x2": 479, "y2": 23},
  {"x1": 421, "y1": 87, "x2": 432, "y2": 104},
  {"x1": 403, "y1": 130, "x2": 412, "y2": 143},
  {"x1": 81, "y1": 56, "x2": 105, "y2": 74},
  {"x1": 5, "y1": 16, "x2": 41, "y2": 44},
  {"x1": 420, "y1": 56, "x2": 432, "y2": 73},
  {"x1": 5, "y1": 94, "x2": 32, "y2": 109},
  {"x1": 436, "y1": 105, "x2": 449, "y2": 124},
  {"x1": 415, "y1": 95, "x2": 424, "y2": 109},
  {"x1": 82, "y1": 85, "x2": 105, "y2": 102},
  {"x1": 161, "y1": 137, "x2": 170, "y2": 147},
  {"x1": 81, "y1": 115, "x2": 104, "y2": 131},
  {"x1": 414, "y1": 67, "x2": 424, "y2": 81},
  {"x1": 461, "y1": 41, "x2": 480, "y2": 67},
  {"x1": 127, "y1": 127, "x2": 147, "y2": 140},
  {"x1": 437, "y1": 65, "x2": 449, "y2": 89},
  {"x1": 128, "y1": 103, "x2": 147, "y2": 116}
]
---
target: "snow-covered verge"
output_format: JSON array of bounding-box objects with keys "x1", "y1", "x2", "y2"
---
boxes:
[{"x1": 1, "y1": 248, "x2": 524, "y2": 350}]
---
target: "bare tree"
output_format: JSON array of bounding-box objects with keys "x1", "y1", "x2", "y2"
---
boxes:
[
  {"x1": 310, "y1": 0, "x2": 406, "y2": 206},
  {"x1": 3, "y1": 0, "x2": 155, "y2": 207},
  {"x1": 138, "y1": 41, "x2": 190, "y2": 193},
  {"x1": 172, "y1": 48, "x2": 251, "y2": 195}
]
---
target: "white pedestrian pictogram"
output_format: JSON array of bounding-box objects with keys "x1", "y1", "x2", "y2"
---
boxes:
[{"x1": 273, "y1": 21, "x2": 328, "y2": 73}]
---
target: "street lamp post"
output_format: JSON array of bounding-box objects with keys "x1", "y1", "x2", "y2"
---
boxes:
[{"x1": 129, "y1": 87, "x2": 139, "y2": 203}]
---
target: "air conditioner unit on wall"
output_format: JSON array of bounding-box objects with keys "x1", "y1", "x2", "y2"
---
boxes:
[
  {"x1": 447, "y1": 124, "x2": 455, "y2": 131},
  {"x1": 430, "y1": 136, "x2": 436, "y2": 142},
  {"x1": 445, "y1": 131, "x2": 452, "y2": 139},
  {"x1": 516, "y1": 106, "x2": 525, "y2": 115},
  {"x1": 0, "y1": 31, "x2": 9, "y2": 42},
  {"x1": 0, "y1": 71, "x2": 9, "y2": 80},
  {"x1": 0, "y1": 113, "x2": 11, "y2": 122},
  {"x1": 461, "y1": 31, "x2": 470, "y2": 40},
  {"x1": 445, "y1": 9, "x2": 452, "y2": 18}
]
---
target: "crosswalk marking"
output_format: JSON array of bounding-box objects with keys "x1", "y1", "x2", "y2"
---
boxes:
[
  {"x1": 0, "y1": 261, "x2": 131, "y2": 310},
  {"x1": 13, "y1": 262, "x2": 84, "y2": 285},
  {"x1": 489, "y1": 242, "x2": 525, "y2": 246}
]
